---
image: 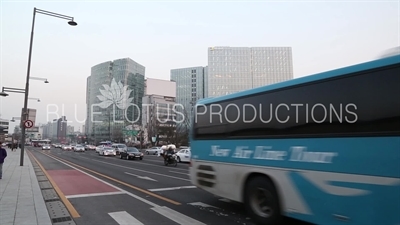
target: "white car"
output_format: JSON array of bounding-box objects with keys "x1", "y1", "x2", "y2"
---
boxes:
[
  {"x1": 74, "y1": 145, "x2": 85, "y2": 152},
  {"x1": 99, "y1": 147, "x2": 116, "y2": 156},
  {"x1": 42, "y1": 145, "x2": 51, "y2": 150},
  {"x1": 145, "y1": 147, "x2": 161, "y2": 155},
  {"x1": 175, "y1": 148, "x2": 191, "y2": 162},
  {"x1": 62, "y1": 145, "x2": 72, "y2": 151},
  {"x1": 95, "y1": 145, "x2": 104, "y2": 153}
]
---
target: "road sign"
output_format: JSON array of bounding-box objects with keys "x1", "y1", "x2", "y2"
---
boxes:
[{"x1": 24, "y1": 120, "x2": 34, "y2": 128}]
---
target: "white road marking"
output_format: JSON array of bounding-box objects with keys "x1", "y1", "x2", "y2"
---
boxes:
[
  {"x1": 65, "y1": 191, "x2": 124, "y2": 199},
  {"x1": 169, "y1": 171, "x2": 189, "y2": 176},
  {"x1": 151, "y1": 206, "x2": 206, "y2": 225},
  {"x1": 89, "y1": 159, "x2": 191, "y2": 182},
  {"x1": 78, "y1": 153, "x2": 188, "y2": 171},
  {"x1": 41, "y1": 152, "x2": 205, "y2": 225},
  {"x1": 125, "y1": 172, "x2": 158, "y2": 182},
  {"x1": 188, "y1": 202, "x2": 219, "y2": 208},
  {"x1": 109, "y1": 211, "x2": 144, "y2": 225},
  {"x1": 148, "y1": 186, "x2": 196, "y2": 192}
]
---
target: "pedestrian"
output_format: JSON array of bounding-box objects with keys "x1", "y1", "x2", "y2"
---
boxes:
[{"x1": 0, "y1": 142, "x2": 8, "y2": 179}]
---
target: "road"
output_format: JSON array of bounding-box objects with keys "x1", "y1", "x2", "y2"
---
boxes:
[{"x1": 28, "y1": 147, "x2": 312, "y2": 225}]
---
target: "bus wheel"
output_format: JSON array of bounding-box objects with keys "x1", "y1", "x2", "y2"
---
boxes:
[{"x1": 244, "y1": 177, "x2": 282, "y2": 225}]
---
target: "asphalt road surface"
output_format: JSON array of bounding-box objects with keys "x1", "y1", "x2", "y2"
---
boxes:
[{"x1": 28, "y1": 147, "x2": 312, "y2": 225}]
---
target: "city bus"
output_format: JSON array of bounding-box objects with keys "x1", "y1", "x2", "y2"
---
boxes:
[{"x1": 189, "y1": 54, "x2": 400, "y2": 225}]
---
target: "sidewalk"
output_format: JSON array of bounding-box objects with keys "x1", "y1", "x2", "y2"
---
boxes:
[{"x1": 0, "y1": 148, "x2": 52, "y2": 225}]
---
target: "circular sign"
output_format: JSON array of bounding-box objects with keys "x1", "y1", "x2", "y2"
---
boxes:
[{"x1": 24, "y1": 120, "x2": 34, "y2": 128}]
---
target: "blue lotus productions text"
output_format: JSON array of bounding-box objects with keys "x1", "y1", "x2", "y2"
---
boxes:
[{"x1": 194, "y1": 103, "x2": 358, "y2": 124}]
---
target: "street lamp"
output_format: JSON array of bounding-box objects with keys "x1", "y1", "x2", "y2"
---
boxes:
[
  {"x1": 0, "y1": 87, "x2": 25, "y2": 96},
  {"x1": 11, "y1": 117, "x2": 21, "y2": 122},
  {"x1": 20, "y1": 7, "x2": 78, "y2": 166},
  {"x1": 30, "y1": 76, "x2": 49, "y2": 84},
  {"x1": 28, "y1": 97, "x2": 40, "y2": 102}
]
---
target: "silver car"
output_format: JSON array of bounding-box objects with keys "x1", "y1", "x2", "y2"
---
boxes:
[
  {"x1": 145, "y1": 147, "x2": 161, "y2": 155},
  {"x1": 99, "y1": 147, "x2": 116, "y2": 156}
]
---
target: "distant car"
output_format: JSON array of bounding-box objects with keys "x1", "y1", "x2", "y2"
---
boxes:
[
  {"x1": 175, "y1": 148, "x2": 191, "y2": 162},
  {"x1": 111, "y1": 143, "x2": 127, "y2": 155},
  {"x1": 99, "y1": 147, "x2": 116, "y2": 156},
  {"x1": 145, "y1": 147, "x2": 161, "y2": 155},
  {"x1": 62, "y1": 145, "x2": 72, "y2": 151},
  {"x1": 95, "y1": 145, "x2": 104, "y2": 153},
  {"x1": 74, "y1": 145, "x2": 85, "y2": 152},
  {"x1": 85, "y1": 145, "x2": 96, "y2": 150},
  {"x1": 42, "y1": 145, "x2": 51, "y2": 150},
  {"x1": 120, "y1": 147, "x2": 143, "y2": 160}
]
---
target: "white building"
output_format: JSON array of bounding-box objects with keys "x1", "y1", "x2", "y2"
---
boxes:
[{"x1": 141, "y1": 78, "x2": 176, "y2": 144}]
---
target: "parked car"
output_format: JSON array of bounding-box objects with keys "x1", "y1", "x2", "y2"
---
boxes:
[
  {"x1": 145, "y1": 146, "x2": 161, "y2": 155},
  {"x1": 120, "y1": 147, "x2": 143, "y2": 160},
  {"x1": 111, "y1": 143, "x2": 127, "y2": 155},
  {"x1": 99, "y1": 147, "x2": 116, "y2": 156},
  {"x1": 175, "y1": 148, "x2": 191, "y2": 162},
  {"x1": 42, "y1": 144, "x2": 51, "y2": 150},
  {"x1": 74, "y1": 145, "x2": 85, "y2": 152}
]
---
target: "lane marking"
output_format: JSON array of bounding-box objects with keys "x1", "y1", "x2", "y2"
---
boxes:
[
  {"x1": 189, "y1": 202, "x2": 219, "y2": 208},
  {"x1": 65, "y1": 191, "x2": 124, "y2": 199},
  {"x1": 40, "y1": 151, "x2": 181, "y2": 206},
  {"x1": 148, "y1": 186, "x2": 197, "y2": 192},
  {"x1": 89, "y1": 159, "x2": 191, "y2": 182},
  {"x1": 27, "y1": 150, "x2": 81, "y2": 218},
  {"x1": 109, "y1": 211, "x2": 144, "y2": 225},
  {"x1": 169, "y1": 171, "x2": 189, "y2": 176},
  {"x1": 151, "y1": 206, "x2": 206, "y2": 225},
  {"x1": 125, "y1": 172, "x2": 158, "y2": 182},
  {"x1": 77, "y1": 153, "x2": 188, "y2": 171}
]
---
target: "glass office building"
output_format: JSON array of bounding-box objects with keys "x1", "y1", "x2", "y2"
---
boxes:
[
  {"x1": 207, "y1": 46, "x2": 294, "y2": 97},
  {"x1": 86, "y1": 58, "x2": 145, "y2": 144},
  {"x1": 170, "y1": 66, "x2": 206, "y2": 122}
]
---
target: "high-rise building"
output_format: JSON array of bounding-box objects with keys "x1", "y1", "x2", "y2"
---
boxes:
[
  {"x1": 85, "y1": 58, "x2": 145, "y2": 144},
  {"x1": 207, "y1": 46, "x2": 293, "y2": 97},
  {"x1": 170, "y1": 66, "x2": 206, "y2": 121}
]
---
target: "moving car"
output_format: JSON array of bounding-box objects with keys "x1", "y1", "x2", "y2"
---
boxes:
[
  {"x1": 62, "y1": 145, "x2": 72, "y2": 151},
  {"x1": 85, "y1": 145, "x2": 96, "y2": 150},
  {"x1": 119, "y1": 147, "x2": 143, "y2": 160},
  {"x1": 145, "y1": 146, "x2": 161, "y2": 155},
  {"x1": 99, "y1": 147, "x2": 116, "y2": 156},
  {"x1": 74, "y1": 145, "x2": 85, "y2": 152},
  {"x1": 175, "y1": 148, "x2": 191, "y2": 162},
  {"x1": 42, "y1": 144, "x2": 51, "y2": 150},
  {"x1": 111, "y1": 143, "x2": 127, "y2": 155}
]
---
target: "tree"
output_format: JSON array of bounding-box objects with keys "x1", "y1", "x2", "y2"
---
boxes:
[{"x1": 175, "y1": 109, "x2": 191, "y2": 146}]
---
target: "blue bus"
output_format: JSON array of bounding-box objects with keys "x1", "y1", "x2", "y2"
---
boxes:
[{"x1": 189, "y1": 54, "x2": 400, "y2": 225}]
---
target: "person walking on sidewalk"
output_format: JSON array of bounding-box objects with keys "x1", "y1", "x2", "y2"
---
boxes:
[{"x1": 0, "y1": 142, "x2": 7, "y2": 179}]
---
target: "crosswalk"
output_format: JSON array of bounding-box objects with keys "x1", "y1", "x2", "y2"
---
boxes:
[
  {"x1": 108, "y1": 206, "x2": 207, "y2": 225},
  {"x1": 107, "y1": 200, "x2": 248, "y2": 225}
]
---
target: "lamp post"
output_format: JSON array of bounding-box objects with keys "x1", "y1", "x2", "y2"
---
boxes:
[{"x1": 21, "y1": 8, "x2": 77, "y2": 166}]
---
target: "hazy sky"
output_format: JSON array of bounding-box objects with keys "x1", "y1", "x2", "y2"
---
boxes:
[{"x1": 0, "y1": 0, "x2": 399, "y2": 132}]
